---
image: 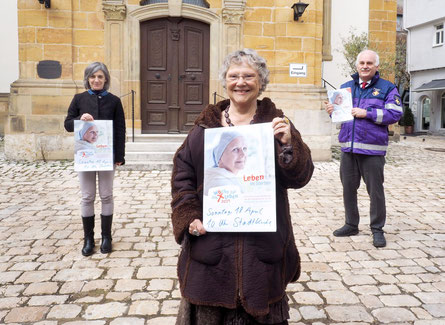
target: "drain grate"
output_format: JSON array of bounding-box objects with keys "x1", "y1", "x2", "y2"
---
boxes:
[{"x1": 425, "y1": 147, "x2": 445, "y2": 152}]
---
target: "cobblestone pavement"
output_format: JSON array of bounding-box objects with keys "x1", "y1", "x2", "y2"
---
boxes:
[{"x1": 0, "y1": 135, "x2": 444, "y2": 325}]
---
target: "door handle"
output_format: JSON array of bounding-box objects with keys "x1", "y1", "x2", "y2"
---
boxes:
[
  {"x1": 179, "y1": 74, "x2": 186, "y2": 80},
  {"x1": 155, "y1": 73, "x2": 160, "y2": 79},
  {"x1": 190, "y1": 74, "x2": 196, "y2": 80},
  {"x1": 168, "y1": 74, "x2": 172, "y2": 81}
]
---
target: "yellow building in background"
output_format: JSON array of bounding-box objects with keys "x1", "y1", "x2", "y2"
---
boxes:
[{"x1": 4, "y1": 0, "x2": 397, "y2": 162}]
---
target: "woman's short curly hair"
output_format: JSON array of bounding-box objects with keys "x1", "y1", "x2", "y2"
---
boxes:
[
  {"x1": 83, "y1": 62, "x2": 111, "y2": 91},
  {"x1": 219, "y1": 49, "x2": 270, "y2": 96}
]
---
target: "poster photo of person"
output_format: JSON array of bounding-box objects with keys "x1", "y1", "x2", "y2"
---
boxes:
[
  {"x1": 74, "y1": 120, "x2": 113, "y2": 172},
  {"x1": 203, "y1": 123, "x2": 276, "y2": 232},
  {"x1": 328, "y1": 88, "x2": 354, "y2": 123}
]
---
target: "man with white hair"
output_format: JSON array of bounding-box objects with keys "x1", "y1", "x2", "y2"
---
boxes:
[{"x1": 325, "y1": 49, "x2": 403, "y2": 247}]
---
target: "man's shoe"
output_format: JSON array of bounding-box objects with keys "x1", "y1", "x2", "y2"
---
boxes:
[
  {"x1": 333, "y1": 224, "x2": 359, "y2": 237},
  {"x1": 373, "y1": 232, "x2": 386, "y2": 247}
]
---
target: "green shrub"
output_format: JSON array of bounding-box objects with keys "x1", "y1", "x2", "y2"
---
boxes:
[{"x1": 403, "y1": 107, "x2": 414, "y2": 126}]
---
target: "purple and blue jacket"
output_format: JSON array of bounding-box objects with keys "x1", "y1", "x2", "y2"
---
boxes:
[{"x1": 339, "y1": 71, "x2": 403, "y2": 156}]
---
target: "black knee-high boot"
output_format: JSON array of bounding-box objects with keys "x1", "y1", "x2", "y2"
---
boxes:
[
  {"x1": 81, "y1": 216, "x2": 95, "y2": 256},
  {"x1": 100, "y1": 214, "x2": 113, "y2": 253}
]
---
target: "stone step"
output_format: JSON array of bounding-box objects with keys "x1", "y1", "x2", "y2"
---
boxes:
[
  {"x1": 125, "y1": 151, "x2": 176, "y2": 161},
  {"x1": 126, "y1": 133, "x2": 187, "y2": 143},
  {"x1": 119, "y1": 161, "x2": 173, "y2": 171},
  {"x1": 123, "y1": 133, "x2": 186, "y2": 170},
  {"x1": 126, "y1": 141, "x2": 183, "y2": 152}
]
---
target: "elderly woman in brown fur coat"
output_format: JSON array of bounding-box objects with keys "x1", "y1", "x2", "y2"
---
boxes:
[{"x1": 171, "y1": 49, "x2": 314, "y2": 325}]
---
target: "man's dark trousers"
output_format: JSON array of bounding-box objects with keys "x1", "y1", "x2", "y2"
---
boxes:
[{"x1": 340, "y1": 152, "x2": 386, "y2": 233}]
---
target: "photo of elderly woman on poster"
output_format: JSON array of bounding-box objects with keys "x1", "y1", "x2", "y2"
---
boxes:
[
  {"x1": 204, "y1": 131, "x2": 247, "y2": 196},
  {"x1": 75, "y1": 121, "x2": 99, "y2": 153}
]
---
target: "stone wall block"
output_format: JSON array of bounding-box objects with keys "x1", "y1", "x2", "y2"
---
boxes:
[
  {"x1": 246, "y1": 0, "x2": 269, "y2": 6},
  {"x1": 370, "y1": 0, "x2": 384, "y2": 10},
  {"x1": 383, "y1": 0, "x2": 397, "y2": 12},
  {"x1": 26, "y1": 116, "x2": 62, "y2": 134},
  {"x1": 32, "y1": 96, "x2": 72, "y2": 115},
  {"x1": 274, "y1": 8, "x2": 292, "y2": 22},
  {"x1": 369, "y1": 10, "x2": 388, "y2": 20},
  {"x1": 73, "y1": 12, "x2": 88, "y2": 29},
  {"x1": 87, "y1": 12, "x2": 105, "y2": 30},
  {"x1": 267, "y1": 23, "x2": 286, "y2": 37},
  {"x1": 80, "y1": 0, "x2": 101, "y2": 12},
  {"x1": 369, "y1": 21, "x2": 382, "y2": 30},
  {"x1": 78, "y1": 47, "x2": 104, "y2": 64},
  {"x1": 19, "y1": 62, "x2": 37, "y2": 79},
  {"x1": 369, "y1": 31, "x2": 390, "y2": 42},
  {"x1": 302, "y1": 37, "x2": 316, "y2": 51},
  {"x1": 9, "y1": 116, "x2": 26, "y2": 133},
  {"x1": 276, "y1": 37, "x2": 302, "y2": 51},
  {"x1": 382, "y1": 21, "x2": 396, "y2": 30},
  {"x1": 50, "y1": 1, "x2": 73, "y2": 10},
  {"x1": 74, "y1": 30, "x2": 104, "y2": 46},
  {"x1": 61, "y1": 63, "x2": 74, "y2": 79},
  {"x1": 19, "y1": 44, "x2": 43, "y2": 62},
  {"x1": 274, "y1": 51, "x2": 304, "y2": 66},
  {"x1": 48, "y1": 11, "x2": 72, "y2": 28},
  {"x1": 10, "y1": 94, "x2": 32, "y2": 115},
  {"x1": 4, "y1": 134, "x2": 36, "y2": 160},
  {"x1": 244, "y1": 22, "x2": 262, "y2": 36},
  {"x1": 255, "y1": 50, "x2": 274, "y2": 64},
  {"x1": 43, "y1": 45, "x2": 72, "y2": 63},
  {"x1": 37, "y1": 135, "x2": 74, "y2": 160},
  {"x1": 36, "y1": 28, "x2": 72, "y2": 44},
  {"x1": 244, "y1": 36, "x2": 275, "y2": 50},
  {"x1": 18, "y1": 10, "x2": 48, "y2": 27},
  {"x1": 19, "y1": 27, "x2": 37, "y2": 43},
  {"x1": 244, "y1": 8, "x2": 272, "y2": 22},
  {"x1": 74, "y1": 63, "x2": 89, "y2": 80},
  {"x1": 18, "y1": 0, "x2": 41, "y2": 10},
  {"x1": 287, "y1": 22, "x2": 317, "y2": 37}
]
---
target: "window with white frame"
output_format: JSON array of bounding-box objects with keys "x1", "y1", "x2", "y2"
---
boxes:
[{"x1": 434, "y1": 23, "x2": 444, "y2": 46}]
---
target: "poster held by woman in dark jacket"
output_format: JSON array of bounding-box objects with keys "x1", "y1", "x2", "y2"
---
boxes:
[
  {"x1": 64, "y1": 62, "x2": 126, "y2": 257},
  {"x1": 171, "y1": 49, "x2": 314, "y2": 324}
]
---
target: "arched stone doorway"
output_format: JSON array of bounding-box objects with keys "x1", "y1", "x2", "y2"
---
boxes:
[
  {"x1": 140, "y1": 17, "x2": 210, "y2": 133},
  {"x1": 103, "y1": 2, "x2": 224, "y2": 135}
]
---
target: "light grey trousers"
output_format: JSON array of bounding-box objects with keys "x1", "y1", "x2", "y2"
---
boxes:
[{"x1": 78, "y1": 169, "x2": 115, "y2": 217}]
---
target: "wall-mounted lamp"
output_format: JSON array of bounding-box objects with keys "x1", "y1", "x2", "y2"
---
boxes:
[
  {"x1": 291, "y1": 1, "x2": 309, "y2": 21},
  {"x1": 38, "y1": 0, "x2": 51, "y2": 9}
]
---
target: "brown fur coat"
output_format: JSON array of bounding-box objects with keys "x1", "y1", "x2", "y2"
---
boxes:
[{"x1": 171, "y1": 98, "x2": 314, "y2": 317}]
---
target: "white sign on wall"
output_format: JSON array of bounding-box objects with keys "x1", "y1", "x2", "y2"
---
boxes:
[{"x1": 289, "y1": 63, "x2": 307, "y2": 77}]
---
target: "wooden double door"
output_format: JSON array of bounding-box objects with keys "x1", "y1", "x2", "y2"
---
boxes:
[{"x1": 140, "y1": 18, "x2": 210, "y2": 133}]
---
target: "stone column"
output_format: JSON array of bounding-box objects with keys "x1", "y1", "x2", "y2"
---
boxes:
[
  {"x1": 222, "y1": 0, "x2": 246, "y2": 56},
  {"x1": 322, "y1": 0, "x2": 333, "y2": 61},
  {"x1": 102, "y1": 1, "x2": 126, "y2": 97}
]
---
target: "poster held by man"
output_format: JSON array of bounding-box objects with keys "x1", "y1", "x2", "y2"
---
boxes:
[{"x1": 327, "y1": 88, "x2": 354, "y2": 123}]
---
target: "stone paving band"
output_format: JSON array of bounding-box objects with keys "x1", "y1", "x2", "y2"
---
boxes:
[{"x1": 0, "y1": 136, "x2": 444, "y2": 324}]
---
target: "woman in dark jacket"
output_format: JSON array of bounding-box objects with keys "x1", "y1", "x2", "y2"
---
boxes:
[
  {"x1": 64, "y1": 62, "x2": 126, "y2": 256},
  {"x1": 171, "y1": 49, "x2": 314, "y2": 324}
]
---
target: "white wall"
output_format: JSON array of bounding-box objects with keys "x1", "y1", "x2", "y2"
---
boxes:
[
  {"x1": 408, "y1": 24, "x2": 445, "y2": 71},
  {"x1": 322, "y1": 0, "x2": 369, "y2": 89},
  {"x1": 0, "y1": 0, "x2": 19, "y2": 93},
  {"x1": 404, "y1": 0, "x2": 444, "y2": 28}
]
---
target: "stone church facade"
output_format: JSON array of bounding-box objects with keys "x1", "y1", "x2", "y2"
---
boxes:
[{"x1": 5, "y1": 0, "x2": 397, "y2": 161}]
